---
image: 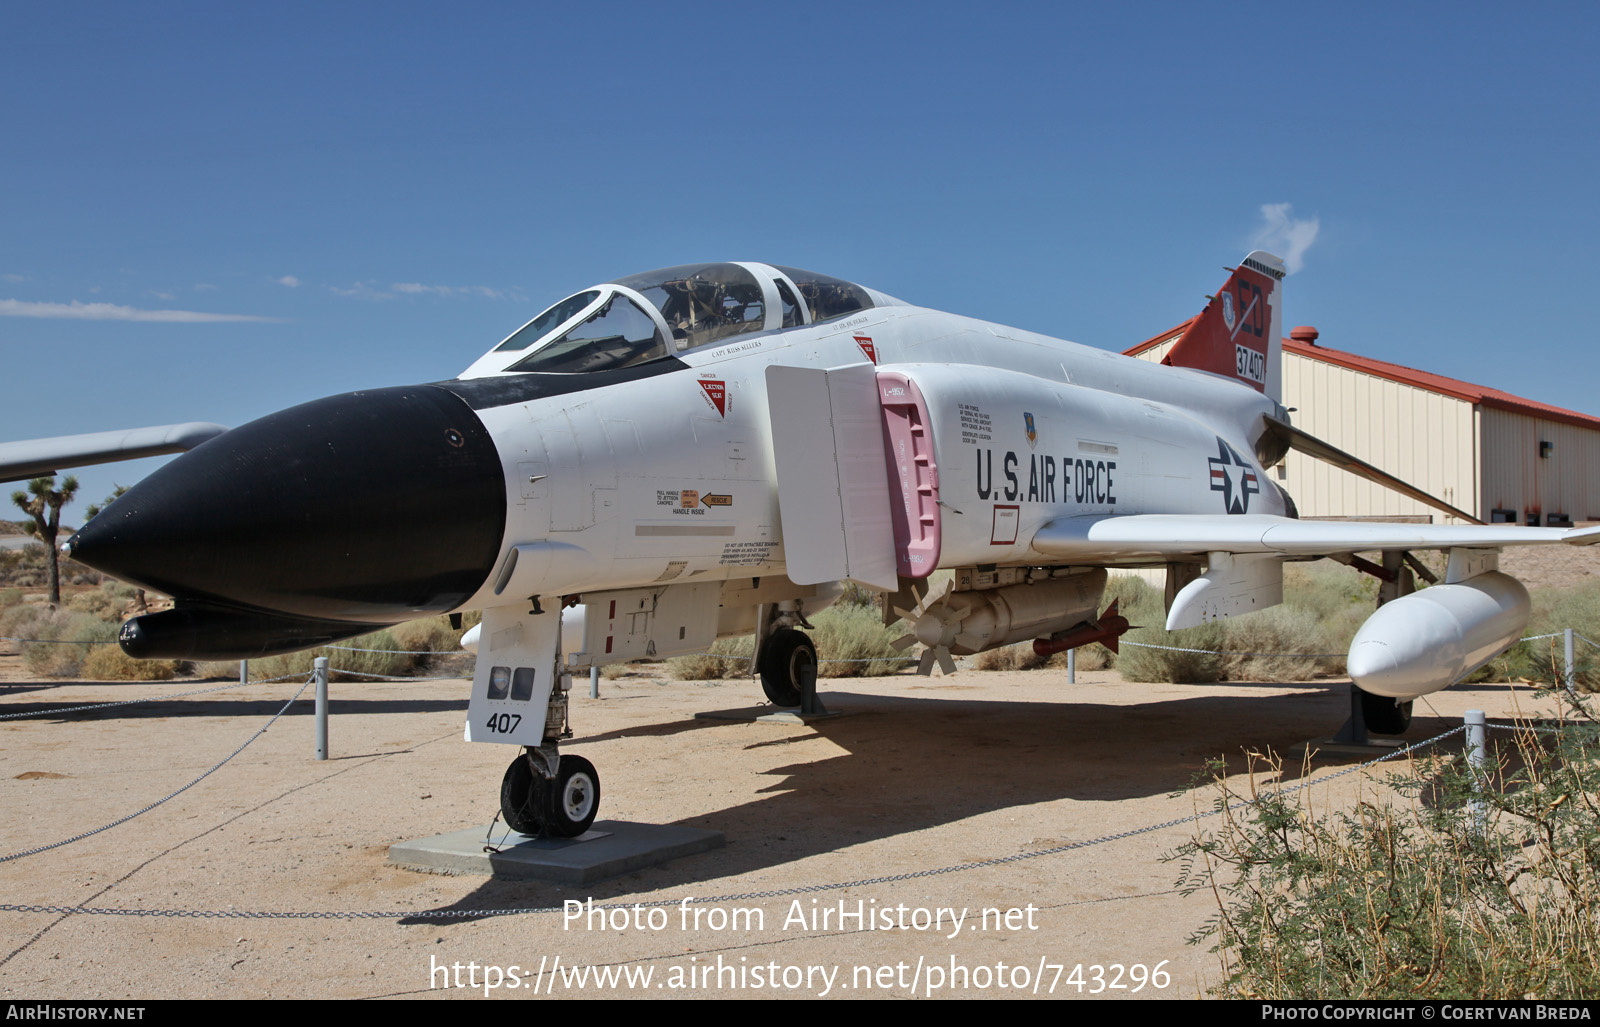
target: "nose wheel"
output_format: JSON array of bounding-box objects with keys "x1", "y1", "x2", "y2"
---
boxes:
[{"x1": 500, "y1": 751, "x2": 601, "y2": 838}]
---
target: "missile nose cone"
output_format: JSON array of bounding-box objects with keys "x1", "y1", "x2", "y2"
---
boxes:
[
  {"x1": 1346, "y1": 639, "x2": 1404, "y2": 697},
  {"x1": 69, "y1": 384, "x2": 507, "y2": 624}
]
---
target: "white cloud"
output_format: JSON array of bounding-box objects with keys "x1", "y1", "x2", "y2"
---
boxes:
[
  {"x1": 391, "y1": 282, "x2": 508, "y2": 299},
  {"x1": 329, "y1": 281, "x2": 396, "y2": 301},
  {"x1": 333, "y1": 280, "x2": 520, "y2": 301},
  {"x1": 277, "y1": 275, "x2": 301, "y2": 288},
  {"x1": 194, "y1": 283, "x2": 218, "y2": 292},
  {"x1": 2, "y1": 273, "x2": 28, "y2": 284},
  {"x1": 1249, "y1": 203, "x2": 1320, "y2": 274},
  {"x1": 0, "y1": 299, "x2": 279, "y2": 322}
]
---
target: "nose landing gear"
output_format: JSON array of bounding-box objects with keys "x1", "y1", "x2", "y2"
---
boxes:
[{"x1": 500, "y1": 749, "x2": 600, "y2": 838}]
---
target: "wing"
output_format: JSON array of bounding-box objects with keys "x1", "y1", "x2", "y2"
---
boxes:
[
  {"x1": 0, "y1": 423, "x2": 227, "y2": 483},
  {"x1": 1034, "y1": 513, "x2": 1599, "y2": 633},
  {"x1": 1031, "y1": 513, "x2": 1599, "y2": 562}
]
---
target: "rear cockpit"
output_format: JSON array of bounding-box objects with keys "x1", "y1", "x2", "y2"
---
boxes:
[{"x1": 459, "y1": 262, "x2": 897, "y2": 378}]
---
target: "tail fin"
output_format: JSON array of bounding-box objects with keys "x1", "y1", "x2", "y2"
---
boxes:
[{"x1": 1163, "y1": 250, "x2": 1286, "y2": 400}]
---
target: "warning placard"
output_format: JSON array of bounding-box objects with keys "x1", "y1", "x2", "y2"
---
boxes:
[{"x1": 698, "y1": 378, "x2": 726, "y2": 416}]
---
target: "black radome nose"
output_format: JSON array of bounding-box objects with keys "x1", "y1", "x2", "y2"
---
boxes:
[{"x1": 68, "y1": 384, "x2": 507, "y2": 625}]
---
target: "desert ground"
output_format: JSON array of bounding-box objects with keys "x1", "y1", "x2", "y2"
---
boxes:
[
  {"x1": 2, "y1": 538, "x2": 1594, "y2": 1000},
  {"x1": 0, "y1": 649, "x2": 1576, "y2": 1001}
]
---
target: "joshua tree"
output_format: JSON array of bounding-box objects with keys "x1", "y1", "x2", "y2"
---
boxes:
[
  {"x1": 83, "y1": 485, "x2": 128, "y2": 522},
  {"x1": 11, "y1": 475, "x2": 78, "y2": 606}
]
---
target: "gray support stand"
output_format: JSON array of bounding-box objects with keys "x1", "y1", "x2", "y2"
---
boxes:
[
  {"x1": 314, "y1": 656, "x2": 329, "y2": 761},
  {"x1": 1291, "y1": 683, "x2": 1405, "y2": 759},
  {"x1": 1465, "y1": 709, "x2": 1487, "y2": 837},
  {"x1": 1331, "y1": 685, "x2": 1371, "y2": 746},
  {"x1": 798, "y1": 655, "x2": 827, "y2": 716},
  {"x1": 1067, "y1": 648, "x2": 1076, "y2": 684},
  {"x1": 239, "y1": 659, "x2": 248, "y2": 686},
  {"x1": 589, "y1": 665, "x2": 599, "y2": 699}
]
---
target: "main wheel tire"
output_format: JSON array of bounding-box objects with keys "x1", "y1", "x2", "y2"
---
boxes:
[
  {"x1": 500, "y1": 754, "x2": 548, "y2": 835},
  {"x1": 759, "y1": 629, "x2": 816, "y2": 707},
  {"x1": 1359, "y1": 689, "x2": 1414, "y2": 736},
  {"x1": 542, "y1": 755, "x2": 600, "y2": 838}
]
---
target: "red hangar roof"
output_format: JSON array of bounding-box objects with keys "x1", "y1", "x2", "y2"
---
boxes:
[{"x1": 1125, "y1": 319, "x2": 1600, "y2": 434}]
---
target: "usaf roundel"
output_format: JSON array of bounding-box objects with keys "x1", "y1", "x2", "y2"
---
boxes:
[
  {"x1": 1208, "y1": 437, "x2": 1259, "y2": 514},
  {"x1": 1221, "y1": 291, "x2": 1236, "y2": 332}
]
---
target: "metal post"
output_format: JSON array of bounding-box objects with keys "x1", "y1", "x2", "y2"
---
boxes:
[
  {"x1": 1465, "y1": 709, "x2": 1486, "y2": 837},
  {"x1": 1067, "y1": 648, "x2": 1076, "y2": 684},
  {"x1": 314, "y1": 656, "x2": 329, "y2": 761},
  {"x1": 1565, "y1": 628, "x2": 1576, "y2": 696},
  {"x1": 239, "y1": 659, "x2": 248, "y2": 686},
  {"x1": 589, "y1": 664, "x2": 599, "y2": 699}
]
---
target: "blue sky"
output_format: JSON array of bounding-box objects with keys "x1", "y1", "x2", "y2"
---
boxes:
[{"x1": 4, "y1": 2, "x2": 1596, "y2": 523}]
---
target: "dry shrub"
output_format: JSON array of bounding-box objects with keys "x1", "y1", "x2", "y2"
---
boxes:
[
  {"x1": 667, "y1": 605, "x2": 911, "y2": 681},
  {"x1": 1479, "y1": 580, "x2": 1600, "y2": 690},
  {"x1": 1176, "y1": 699, "x2": 1600, "y2": 998},
  {"x1": 971, "y1": 639, "x2": 1114, "y2": 673},
  {"x1": 807, "y1": 603, "x2": 913, "y2": 678},
  {"x1": 2, "y1": 607, "x2": 120, "y2": 677},
  {"x1": 1214, "y1": 604, "x2": 1345, "y2": 681},
  {"x1": 81, "y1": 646, "x2": 180, "y2": 681},
  {"x1": 66, "y1": 581, "x2": 139, "y2": 619},
  {"x1": 972, "y1": 641, "x2": 1050, "y2": 671},
  {"x1": 668, "y1": 636, "x2": 754, "y2": 681}
]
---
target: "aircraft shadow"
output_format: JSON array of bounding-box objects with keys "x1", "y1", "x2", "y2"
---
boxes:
[{"x1": 413, "y1": 683, "x2": 1467, "y2": 922}]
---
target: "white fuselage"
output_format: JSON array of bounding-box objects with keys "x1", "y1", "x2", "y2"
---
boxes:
[{"x1": 453, "y1": 302, "x2": 1288, "y2": 613}]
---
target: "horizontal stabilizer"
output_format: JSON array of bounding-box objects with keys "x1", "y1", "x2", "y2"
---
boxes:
[{"x1": 1264, "y1": 415, "x2": 1481, "y2": 525}]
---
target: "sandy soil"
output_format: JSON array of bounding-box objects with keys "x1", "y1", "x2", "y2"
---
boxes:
[{"x1": 0, "y1": 651, "x2": 1568, "y2": 1001}]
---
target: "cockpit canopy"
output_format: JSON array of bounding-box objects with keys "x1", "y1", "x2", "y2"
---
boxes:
[{"x1": 461, "y1": 262, "x2": 894, "y2": 378}]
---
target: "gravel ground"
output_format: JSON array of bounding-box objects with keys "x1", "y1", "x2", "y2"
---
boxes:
[{"x1": 0, "y1": 653, "x2": 1568, "y2": 1001}]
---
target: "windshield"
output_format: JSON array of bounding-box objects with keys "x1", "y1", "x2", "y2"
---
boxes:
[
  {"x1": 505, "y1": 293, "x2": 667, "y2": 373},
  {"x1": 611, "y1": 263, "x2": 767, "y2": 351},
  {"x1": 771, "y1": 266, "x2": 875, "y2": 323},
  {"x1": 494, "y1": 290, "x2": 600, "y2": 352}
]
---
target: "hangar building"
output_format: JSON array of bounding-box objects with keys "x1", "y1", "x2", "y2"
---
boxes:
[{"x1": 1126, "y1": 322, "x2": 1600, "y2": 526}]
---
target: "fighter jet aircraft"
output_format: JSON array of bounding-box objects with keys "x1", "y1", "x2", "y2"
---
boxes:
[{"x1": 24, "y1": 255, "x2": 1596, "y2": 838}]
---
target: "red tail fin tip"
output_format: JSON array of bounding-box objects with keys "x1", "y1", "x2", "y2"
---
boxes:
[{"x1": 1162, "y1": 251, "x2": 1287, "y2": 400}]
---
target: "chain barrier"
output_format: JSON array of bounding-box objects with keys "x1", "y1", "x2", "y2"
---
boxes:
[
  {"x1": 0, "y1": 672, "x2": 308, "y2": 720},
  {"x1": 0, "y1": 723, "x2": 1467, "y2": 921},
  {"x1": 0, "y1": 674, "x2": 314, "y2": 865},
  {"x1": 324, "y1": 645, "x2": 456, "y2": 655},
  {"x1": 323, "y1": 669, "x2": 463, "y2": 682}
]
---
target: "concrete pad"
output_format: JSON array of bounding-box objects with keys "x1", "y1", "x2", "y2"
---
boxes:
[
  {"x1": 694, "y1": 704, "x2": 850, "y2": 724},
  {"x1": 388, "y1": 820, "x2": 724, "y2": 884}
]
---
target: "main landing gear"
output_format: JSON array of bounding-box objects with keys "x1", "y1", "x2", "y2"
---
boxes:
[
  {"x1": 758, "y1": 628, "x2": 817, "y2": 707},
  {"x1": 500, "y1": 748, "x2": 600, "y2": 838}
]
